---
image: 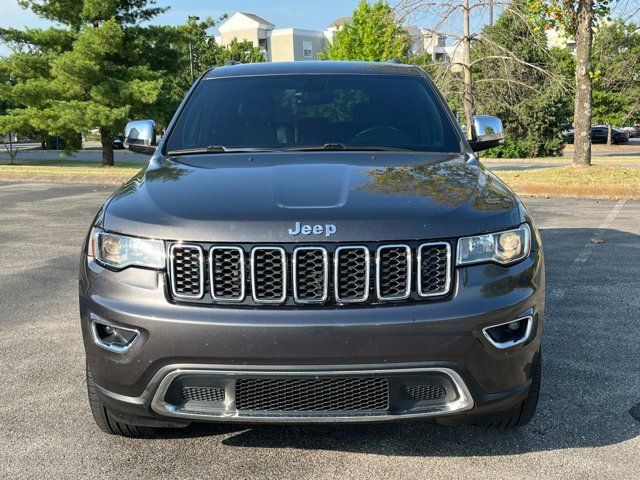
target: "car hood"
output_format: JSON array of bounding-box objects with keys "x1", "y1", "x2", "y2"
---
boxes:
[{"x1": 102, "y1": 152, "x2": 522, "y2": 243}]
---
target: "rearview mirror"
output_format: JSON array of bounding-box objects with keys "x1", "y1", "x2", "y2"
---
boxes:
[
  {"x1": 124, "y1": 120, "x2": 157, "y2": 155},
  {"x1": 469, "y1": 115, "x2": 504, "y2": 152}
]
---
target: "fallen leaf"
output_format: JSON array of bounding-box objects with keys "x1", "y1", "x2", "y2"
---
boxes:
[{"x1": 590, "y1": 238, "x2": 605, "y2": 244}]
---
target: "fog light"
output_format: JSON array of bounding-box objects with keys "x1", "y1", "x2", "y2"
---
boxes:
[
  {"x1": 91, "y1": 321, "x2": 139, "y2": 352},
  {"x1": 483, "y1": 316, "x2": 533, "y2": 349},
  {"x1": 508, "y1": 321, "x2": 520, "y2": 331}
]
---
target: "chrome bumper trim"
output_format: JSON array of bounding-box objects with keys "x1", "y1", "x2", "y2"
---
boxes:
[
  {"x1": 150, "y1": 366, "x2": 474, "y2": 423},
  {"x1": 482, "y1": 316, "x2": 534, "y2": 349}
]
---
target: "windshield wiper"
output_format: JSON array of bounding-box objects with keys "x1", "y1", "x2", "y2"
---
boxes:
[
  {"x1": 166, "y1": 146, "x2": 279, "y2": 156},
  {"x1": 286, "y1": 144, "x2": 417, "y2": 152}
]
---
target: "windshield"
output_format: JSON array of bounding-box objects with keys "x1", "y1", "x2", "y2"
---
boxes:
[{"x1": 165, "y1": 74, "x2": 461, "y2": 154}]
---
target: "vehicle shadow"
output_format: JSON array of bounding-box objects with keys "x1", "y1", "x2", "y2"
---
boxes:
[{"x1": 152, "y1": 227, "x2": 640, "y2": 456}]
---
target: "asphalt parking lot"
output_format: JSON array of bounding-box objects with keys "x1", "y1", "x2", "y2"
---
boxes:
[{"x1": 1, "y1": 182, "x2": 639, "y2": 479}]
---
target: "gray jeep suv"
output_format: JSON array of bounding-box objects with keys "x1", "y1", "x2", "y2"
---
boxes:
[{"x1": 80, "y1": 61, "x2": 544, "y2": 437}]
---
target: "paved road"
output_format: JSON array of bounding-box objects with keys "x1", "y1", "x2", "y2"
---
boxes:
[{"x1": 1, "y1": 183, "x2": 639, "y2": 479}]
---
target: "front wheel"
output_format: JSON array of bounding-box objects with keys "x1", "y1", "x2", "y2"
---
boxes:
[
  {"x1": 438, "y1": 349, "x2": 541, "y2": 429},
  {"x1": 475, "y1": 349, "x2": 541, "y2": 429},
  {"x1": 86, "y1": 365, "x2": 156, "y2": 437}
]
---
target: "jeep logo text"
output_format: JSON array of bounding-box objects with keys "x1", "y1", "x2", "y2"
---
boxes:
[{"x1": 288, "y1": 222, "x2": 337, "y2": 238}]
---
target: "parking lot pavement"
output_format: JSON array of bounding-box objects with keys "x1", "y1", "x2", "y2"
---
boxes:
[{"x1": 1, "y1": 181, "x2": 639, "y2": 480}]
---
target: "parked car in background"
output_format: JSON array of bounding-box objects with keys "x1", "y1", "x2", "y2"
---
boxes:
[
  {"x1": 112, "y1": 135, "x2": 125, "y2": 149},
  {"x1": 563, "y1": 126, "x2": 629, "y2": 144},
  {"x1": 622, "y1": 126, "x2": 640, "y2": 138},
  {"x1": 612, "y1": 127, "x2": 630, "y2": 143},
  {"x1": 562, "y1": 129, "x2": 574, "y2": 144}
]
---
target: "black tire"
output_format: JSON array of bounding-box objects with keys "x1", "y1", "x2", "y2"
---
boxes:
[
  {"x1": 86, "y1": 366, "x2": 156, "y2": 438},
  {"x1": 473, "y1": 349, "x2": 542, "y2": 429}
]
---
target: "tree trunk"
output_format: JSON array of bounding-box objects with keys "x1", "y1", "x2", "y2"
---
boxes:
[
  {"x1": 100, "y1": 127, "x2": 114, "y2": 167},
  {"x1": 462, "y1": 0, "x2": 474, "y2": 140},
  {"x1": 607, "y1": 124, "x2": 612, "y2": 145},
  {"x1": 573, "y1": 0, "x2": 594, "y2": 167}
]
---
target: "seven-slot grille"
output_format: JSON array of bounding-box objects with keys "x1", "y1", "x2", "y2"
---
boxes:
[
  {"x1": 417, "y1": 242, "x2": 451, "y2": 297},
  {"x1": 334, "y1": 246, "x2": 370, "y2": 303},
  {"x1": 251, "y1": 247, "x2": 287, "y2": 303},
  {"x1": 376, "y1": 245, "x2": 412, "y2": 300},
  {"x1": 210, "y1": 247, "x2": 245, "y2": 301},
  {"x1": 293, "y1": 247, "x2": 329, "y2": 303},
  {"x1": 235, "y1": 377, "x2": 390, "y2": 412},
  {"x1": 169, "y1": 244, "x2": 204, "y2": 299},
  {"x1": 168, "y1": 242, "x2": 452, "y2": 306}
]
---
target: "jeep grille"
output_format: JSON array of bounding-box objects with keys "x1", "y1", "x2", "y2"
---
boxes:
[{"x1": 168, "y1": 241, "x2": 452, "y2": 307}]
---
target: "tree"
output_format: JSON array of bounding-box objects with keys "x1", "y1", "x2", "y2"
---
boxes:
[
  {"x1": 399, "y1": 0, "x2": 565, "y2": 145},
  {"x1": 473, "y1": 2, "x2": 573, "y2": 157},
  {"x1": 0, "y1": 9, "x2": 266, "y2": 165},
  {"x1": 591, "y1": 20, "x2": 640, "y2": 144},
  {"x1": 170, "y1": 16, "x2": 264, "y2": 95},
  {"x1": 0, "y1": 27, "x2": 75, "y2": 151},
  {"x1": 526, "y1": 0, "x2": 612, "y2": 166},
  {"x1": 0, "y1": 1, "x2": 171, "y2": 166},
  {"x1": 322, "y1": 0, "x2": 411, "y2": 62}
]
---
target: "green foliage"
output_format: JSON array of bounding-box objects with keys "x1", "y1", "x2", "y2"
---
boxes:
[
  {"x1": 525, "y1": 0, "x2": 611, "y2": 34},
  {"x1": 591, "y1": 20, "x2": 640, "y2": 128},
  {"x1": 473, "y1": 2, "x2": 572, "y2": 158},
  {"x1": 0, "y1": 1, "x2": 174, "y2": 164},
  {"x1": 321, "y1": 0, "x2": 411, "y2": 62},
  {"x1": 165, "y1": 16, "x2": 265, "y2": 107},
  {"x1": 0, "y1": 1, "x2": 264, "y2": 164},
  {"x1": 16, "y1": 0, "x2": 168, "y2": 29}
]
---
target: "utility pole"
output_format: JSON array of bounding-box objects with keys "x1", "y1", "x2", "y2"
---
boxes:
[
  {"x1": 462, "y1": 0, "x2": 474, "y2": 139},
  {"x1": 189, "y1": 41, "x2": 194, "y2": 84},
  {"x1": 489, "y1": 1, "x2": 494, "y2": 26},
  {"x1": 188, "y1": 15, "x2": 200, "y2": 84}
]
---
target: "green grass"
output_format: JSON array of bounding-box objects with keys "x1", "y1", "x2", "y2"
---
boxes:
[
  {"x1": 480, "y1": 156, "x2": 640, "y2": 165},
  {"x1": 0, "y1": 159, "x2": 144, "y2": 184},
  {"x1": 495, "y1": 165, "x2": 640, "y2": 199}
]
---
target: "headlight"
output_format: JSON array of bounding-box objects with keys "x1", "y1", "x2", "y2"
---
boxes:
[
  {"x1": 89, "y1": 229, "x2": 165, "y2": 270},
  {"x1": 456, "y1": 224, "x2": 531, "y2": 266}
]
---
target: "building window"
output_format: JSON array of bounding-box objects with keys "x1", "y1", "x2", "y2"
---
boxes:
[{"x1": 303, "y1": 41, "x2": 313, "y2": 58}]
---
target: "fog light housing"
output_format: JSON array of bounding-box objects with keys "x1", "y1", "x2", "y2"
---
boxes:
[
  {"x1": 91, "y1": 321, "x2": 139, "y2": 352},
  {"x1": 483, "y1": 316, "x2": 533, "y2": 349}
]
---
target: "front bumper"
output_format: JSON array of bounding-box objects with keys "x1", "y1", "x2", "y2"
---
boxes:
[{"x1": 80, "y1": 248, "x2": 544, "y2": 425}]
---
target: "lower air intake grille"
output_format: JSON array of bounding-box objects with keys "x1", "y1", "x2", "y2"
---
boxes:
[
  {"x1": 400, "y1": 384, "x2": 446, "y2": 401},
  {"x1": 235, "y1": 377, "x2": 390, "y2": 412},
  {"x1": 181, "y1": 386, "x2": 225, "y2": 403}
]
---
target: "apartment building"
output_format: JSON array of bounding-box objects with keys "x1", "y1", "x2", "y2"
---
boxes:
[
  {"x1": 216, "y1": 12, "x2": 461, "y2": 64},
  {"x1": 216, "y1": 12, "x2": 336, "y2": 62}
]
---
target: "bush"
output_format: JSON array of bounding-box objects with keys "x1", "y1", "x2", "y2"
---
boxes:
[{"x1": 483, "y1": 138, "x2": 532, "y2": 158}]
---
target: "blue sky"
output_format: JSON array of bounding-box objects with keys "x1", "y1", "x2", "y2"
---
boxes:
[{"x1": 0, "y1": 0, "x2": 364, "y2": 54}]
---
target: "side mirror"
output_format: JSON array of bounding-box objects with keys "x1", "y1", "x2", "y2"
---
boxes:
[
  {"x1": 124, "y1": 120, "x2": 157, "y2": 155},
  {"x1": 469, "y1": 115, "x2": 504, "y2": 152}
]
